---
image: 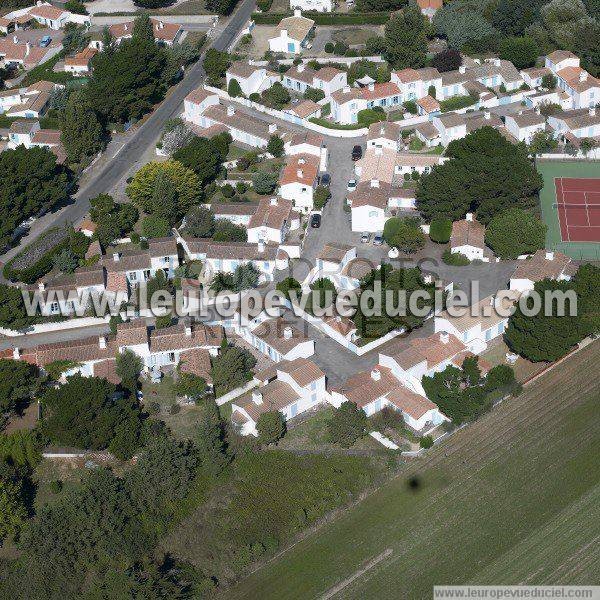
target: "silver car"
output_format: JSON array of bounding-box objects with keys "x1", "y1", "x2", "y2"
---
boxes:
[
  {"x1": 373, "y1": 231, "x2": 383, "y2": 245},
  {"x1": 361, "y1": 231, "x2": 370, "y2": 243}
]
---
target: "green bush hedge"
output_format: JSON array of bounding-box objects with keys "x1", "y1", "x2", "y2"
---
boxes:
[
  {"x1": 309, "y1": 117, "x2": 366, "y2": 130},
  {"x1": 252, "y1": 12, "x2": 389, "y2": 24},
  {"x1": 429, "y1": 217, "x2": 453, "y2": 244},
  {"x1": 439, "y1": 95, "x2": 478, "y2": 112},
  {"x1": 442, "y1": 249, "x2": 470, "y2": 266}
]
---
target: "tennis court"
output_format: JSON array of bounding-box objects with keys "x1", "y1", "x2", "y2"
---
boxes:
[
  {"x1": 554, "y1": 176, "x2": 600, "y2": 242},
  {"x1": 537, "y1": 159, "x2": 600, "y2": 260}
]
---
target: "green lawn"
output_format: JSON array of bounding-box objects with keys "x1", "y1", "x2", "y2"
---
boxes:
[{"x1": 224, "y1": 341, "x2": 600, "y2": 599}]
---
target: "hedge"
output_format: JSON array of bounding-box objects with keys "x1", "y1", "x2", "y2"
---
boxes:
[
  {"x1": 252, "y1": 12, "x2": 389, "y2": 25},
  {"x1": 439, "y1": 95, "x2": 478, "y2": 112},
  {"x1": 429, "y1": 217, "x2": 453, "y2": 244},
  {"x1": 308, "y1": 117, "x2": 366, "y2": 130}
]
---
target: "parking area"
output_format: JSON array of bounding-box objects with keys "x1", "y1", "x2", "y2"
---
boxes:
[{"x1": 8, "y1": 27, "x2": 64, "y2": 49}]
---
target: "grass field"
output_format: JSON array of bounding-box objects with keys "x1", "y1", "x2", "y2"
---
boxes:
[
  {"x1": 224, "y1": 340, "x2": 600, "y2": 599},
  {"x1": 537, "y1": 159, "x2": 600, "y2": 261}
]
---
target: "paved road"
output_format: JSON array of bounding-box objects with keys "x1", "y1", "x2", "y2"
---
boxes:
[{"x1": 0, "y1": 0, "x2": 257, "y2": 266}]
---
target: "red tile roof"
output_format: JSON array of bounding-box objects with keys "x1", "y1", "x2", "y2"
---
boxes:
[{"x1": 279, "y1": 153, "x2": 319, "y2": 187}]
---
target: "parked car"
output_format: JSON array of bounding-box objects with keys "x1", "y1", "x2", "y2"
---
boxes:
[
  {"x1": 319, "y1": 173, "x2": 331, "y2": 187},
  {"x1": 310, "y1": 213, "x2": 321, "y2": 228},
  {"x1": 40, "y1": 36, "x2": 52, "y2": 47},
  {"x1": 373, "y1": 232, "x2": 383, "y2": 245},
  {"x1": 352, "y1": 145, "x2": 363, "y2": 161},
  {"x1": 361, "y1": 231, "x2": 370, "y2": 243},
  {"x1": 347, "y1": 179, "x2": 357, "y2": 192}
]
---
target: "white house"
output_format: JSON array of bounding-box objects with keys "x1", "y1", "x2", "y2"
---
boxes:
[
  {"x1": 545, "y1": 50, "x2": 600, "y2": 110},
  {"x1": 211, "y1": 202, "x2": 259, "y2": 227},
  {"x1": 3, "y1": 2, "x2": 90, "y2": 30},
  {"x1": 63, "y1": 47, "x2": 97, "y2": 76},
  {"x1": 394, "y1": 153, "x2": 445, "y2": 178},
  {"x1": 509, "y1": 250, "x2": 576, "y2": 293},
  {"x1": 434, "y1": 291, "x2": 521, "y2": 354},
  {"x1": 109, "y1": 18, "x2": 182, "y2": 46},
  {"x1": 331, "y1": 364, "x2": 447, "y2": 433},
  {"x1": 225, "y1": 61, "x2": 279, "y2": 96},
  {"x1": 504, "y1": 110, "x2": 546, "y2": 143},
  {"x1": 547, "y1": 107, "x2": 600, "y2": 144},
  {"x1": 278, "y1": 153, "x2": 319, "y2": 212},
  {"x1": 366, "y1": 121, "x2": 402, "y2": 151},
  {"x1": 284, "y1": 131, "x2": 326, "y2": 170},
  {"x1": 391, "y1": 67, "x2": 442, "y2": 103},
  {"x1": 520, "y1": 66, "x2": 552, "y2": 89},
  {"x1": 231, "y1": 357, "x2": 326, "y2": 436},
  {"x1": 247, "y1": 196, "x2": 300, "y2": 245},
  {"x1": 450, "y1": 214, "x2": 487, "y2": 261},
  {"x1": 180, "y1": 237, "x2": 288, "y2": 282},
  {"x1": 268, "y1": 10, "x2": 314, "y2": 55},
  {"x1": 348, "y1": 181, "x2": 390, "y2": 233},
  {"x1": 281, "y1": 64, "x2": 347, "y2": 97},
  {"x1": 183, "y1": 88, "x2": 220, "y2": 123},
  {"x1": 416, "y1": 0, "x2": 443, "y2": 20},
  {"x1": 7, "y1": 119, "x2": 65, "y2": 162}
]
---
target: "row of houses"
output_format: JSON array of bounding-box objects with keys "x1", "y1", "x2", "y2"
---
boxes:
[{"x1": 0, "y1": 2, "x2": 90, "y2": 33}]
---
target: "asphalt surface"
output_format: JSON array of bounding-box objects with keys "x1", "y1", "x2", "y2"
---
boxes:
[{"x1": 0, "y1": 0, "x2": 257, "y2": 266}]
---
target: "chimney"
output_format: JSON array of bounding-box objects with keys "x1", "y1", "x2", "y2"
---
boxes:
[
  {"x1": 184, "y1": 322, "x2": 192, "y2": 336},
  {"x1": 113, "y1": 252, "x2": 120, "y2": 262},
  {"x1": 252, "y1": 389, "x2": 263, "y2": 405},
  {"x1": 283, "y1": 326, "x2": 293, "y2": 340},
  {"x1": 25, "y1": 42, "x2": 31, "y2": 56},
  {"x1": 281, "y1": 28, "x2": 287, "y2": 38},
  {"x1": 227, "y1": 105, "x2": 235, "y2": 116},
  {"x1": 459, "y1": 65, "x2": 467, "y2": 74},
  {"x1": 484, "y1": 110, "x2": 491, "y2": 120},
  {"x1": 297, "y1": 64, "x2": 305, "y2": 73},
  {"x1": 489, "y1": 294, "x2": 495, "y2": 306},
  {"x1": 298, "y1": 157, "x2": 305, "y2": 164},
  {"x1": 270, "y1": 197, "x2": 278, "y2": 206},
  {"x1": 158, "y1": 20, "x2": 164, "y2": 29},
  {"x1": 545, "y1": 251, "x2": 554, "y2": 261},
  {"x1": 590, "y1": 106, "x2": 596, "y2": 116},
  {"x1": 297, "y1": 169, "x2": 303, "y2": 178},
  {"x1": 439, "y1": 332, "x2": 449, "y2": 344},
  {"x1": 124, "y1": 23, "x2": 128, "y2": 31},
  {"x1": 368, "y1": 83, "x2": 375, "y2": 92},
  {"x1": 380, "y1": 125, "x2": 385, "y2": 135},
  {"x1": 494, "y1": 58, "x2": 501, "y2": 67},
  {"x1": 518, "y1": 110, "x2": 523, "y2": 115},
  {"x1": 257, "y1": 240, "x2": 265, "y2": 253},
  {"x1": 98, "y1": 336, "x2": 107, "y2": 349},
  {"x1": 580, "y1": 71, "x2": 588, "y2": 82},
  {"x1": 13, "y1": 35, "x2": 18, "y2": 43},
  {"x1": 375, "y1": 145, "x2": 382, "y2": 155},
  {"x1": 37, "y1": 281, "x2": 45, "y2": 291},
  {"x1": 268, "y1": 123, "x2": 277, "y2": 134},
  {"x1": 535, "y1": 106, "x2": 541, "y2": 115},
  {"x1": 12, "y1": 348, "x2": 20, "y2": 360},
  {"x1": 294, "y1": 8, "x2": 301, "y2": 16},
  {"x1": 343, "y1": 85, "x2": 350, "y2": 93},
  {"x1": 465, "y1": 212, "x2": 473, "y2": 222},
  {"x1": 370, "y1": 179, "x2": 379, "y2": 188},
  {"x1": 371, "y1": 367, "x2": 381, "y2": 381}
]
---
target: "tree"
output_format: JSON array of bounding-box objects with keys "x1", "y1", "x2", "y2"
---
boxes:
[
  {"x1": 356, "y1": 0, "x2": 407, "y2": 11},
  {"x1": 528, "y1": 130, "x2": 559, "y2": 156},
  {"x1": 327, "y1": 401, "x2": 367, "y2": 448},
  {"x1": 62, "y1": 23, "x2": 89, "y2": 52},
  {"x1": 141, "y1": 215, "x2": 171, "y2": 238},
  {"x1": 195, "y1": 398, "x2": 229, "y2": 476},
  {"x1": 203, "y1": 49, "x2": 230, "y2": 84},
  {"x1": 214, "y1": 219, "x2": 247, "y2": 241},
  {"x1": 227, "y1": 77, "x2": 243, "y2": 97},
  {"x1": 61, "y1": 89, "x2": 105, "y2": 164},
  {"x1": 252, "y1": 171, "x2": 278, "y2": 195},
  {"x1": 210, "y1": 271, "x2": 235, "y2": 293},
  {"x1": 90, "y1": 194, "x2": 139, "y2": 246},
  {"x1": 541, "y1": 73, "x2": 558, "y2": 90},
  {"x1": 211, "y1": 344, "x2": 256, "y2": 397},
  {"x1": 433, "y1": 1, "x2": 496, "y2": 50},
  {"x1": 416, "y1": 127, "x2": 543, "y2": 224},
  {"x1": 365, "y1": 35, "x2": 388, "y2": 55},
  {"x1": 0, "y1": 146, "x2": 69, "y2": 249},
  {"x1": 0, "y1": 284, "x2": 32, "y2": 330},
  {"x1": 134, "y1": 0, "x2": 173, "y2": 8},
  {"x1": 309, "y1": 277, "x2": 337, "y2": 313},
  {"x1": 303, "y1": 87, "x2": 325, "y2": 102},
  {"x1": 184, "y1": 205, "x2": 215, "y2": 237},
  {"x1": 0, "y1": 360, "x2": 40, "y2": 416},
  {"x1": 572, "y1": 263, "x2": 600, "y2": 335},
  {"x1": 384, "y1": 7, "x2": 427, "y2": 69},
  {"x1": 115, "y1": 349, "x2": 143, "y2": 395},
  {"x1": 40, "y1": 375, "x2": 143, "y2": 457},
  {"x1": 0, "y1": 460, "x2": 28, "y2": 543},
  {"x1": 205, "y1": 0, "x2": 239, "y2": 15},
  {"x1": 485, "y1": 208, "x2": 547, "y2": 258},
  {"x1": 232, "y1": 262, "x2": 260, "y2": 291},
  {"x1": 52, "y1": 249, "x2": 78, "y2": 274},
  {"x1": 126, "y1": 160, "x2": 201, "y2": 220},
  {"x1": 87, "y1": 37, "x2": 173, "y2": 123},
  {"x1": 505, "y1": 279, "x2": 589, "y2": 362},
  {"x1": 276, "y1": 277, "x2": 302, "y2": 301},
  {"x1": 160, "y1": 120, "x2": 193, "y2": 155},
  {"x1": 175, "y1": 372, "x2": 207, "y2": 400},
  {"x1": 580, "y1": 138, "x2": 597, "y2": 156},
  {"x1": 173, "y1": 136, "x2": 222, "y2": 185},
  {"x1": 256, "y1": 410, "x2": 286, "y2": 445},
  {"x1": 266, "y1": 134, "x2": 285, "y2": 158},
  {"x1": 132, "y1": 12, "x2": 154, "y2": 42},
  {"x1": 150, "y1": 171, "x2": 180, "y2": 225},
  {"x1": 491, "y1": 0, "x2": 546, "y2": 36},
  {"x1": 313, "y1": 186, "x2": 331, "y2": 210},
  {"x1": 432, "y1": 48, "x2": 463, "y2": 73},
  {"x1": 484, "y1": 364, "x2": 516, "y2": 392},
  {"x1": 260, "y1": 82, "x2": 290, "y2": 109},
  {"x1": 429, "y1": 217, "x2": 453, "y2": 243},
  {"x1": 498, "y1": 36, "x2": 539, "y2": 70},
  {"x1": 383, "y1": 217, "x2": 426, "y2": 253}
]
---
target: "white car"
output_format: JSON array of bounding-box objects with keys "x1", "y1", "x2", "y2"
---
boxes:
[
  {"x1": 347, "y1": 179, "x2": 357, "y2": 192},
  {"x1": 361, "y1": 231, "x2": 370, "y2": 243}
]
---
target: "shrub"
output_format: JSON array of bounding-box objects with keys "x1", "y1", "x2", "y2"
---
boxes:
[
  {"x1": 256, "y1": 0, "x2": 272, "y2": 9},
  {"x1": 442, "y1": 249, "x2": 470, "y2": 265},
  {"x1": 324, "y1": 42, "x2": 335, "y2": 53},
  {"x1": 327, "y1": 402, "x2": 367, "y2": 448},
  {"x1": 141, "y1": 215, "x2": 170, "y2": 238},
  {"x1": 221, "y1": 183, "x2": 235, "y2": 198},
  {"x1": 429, "y1": 217, "x2": 452, "y2": 243},
  {"x1": 383, "y1": 217, "x2": 425, "y2": 254},
  {"x1": 49, "y1": 480, "x2": 63, "y2": 494},
  {"x1": 357, "y1": 108, "x2": 386, "y2": 126},
  {"x1": 256, "y1": 410, "x2": 286, "y2": 445},
  {"x1": 419, "y1": 435, "x2": 434, "y2": 449},
  {"x1": 402, "y1": 100, "x2": 417, "y2": 114},
  {"x1": 235, "y1": 182, "x2": 247, "y2": 194},
  {"x1": 169, "y1": 404, "x2": 181, "y2": 415},
  {"x1": 440, "y1": 95, "x2": 477, "y2": 112},
  {"x1": 148, "y1": 401, "x2": 161, "y2": 415},
  {"x1": 313, "y1": 186, "x2": 331, "y2": 210}
]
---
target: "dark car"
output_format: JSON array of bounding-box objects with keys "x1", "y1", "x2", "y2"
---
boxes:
[
  {"x1": 310, "y1": 213, "x2": 321, "y2": 228},
  {"x1": 351, "y1": 145, "x2": 363, "y2": 161},
  {"x1": 319, "y1": 173, "x2": 331, "y2": 187}
]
